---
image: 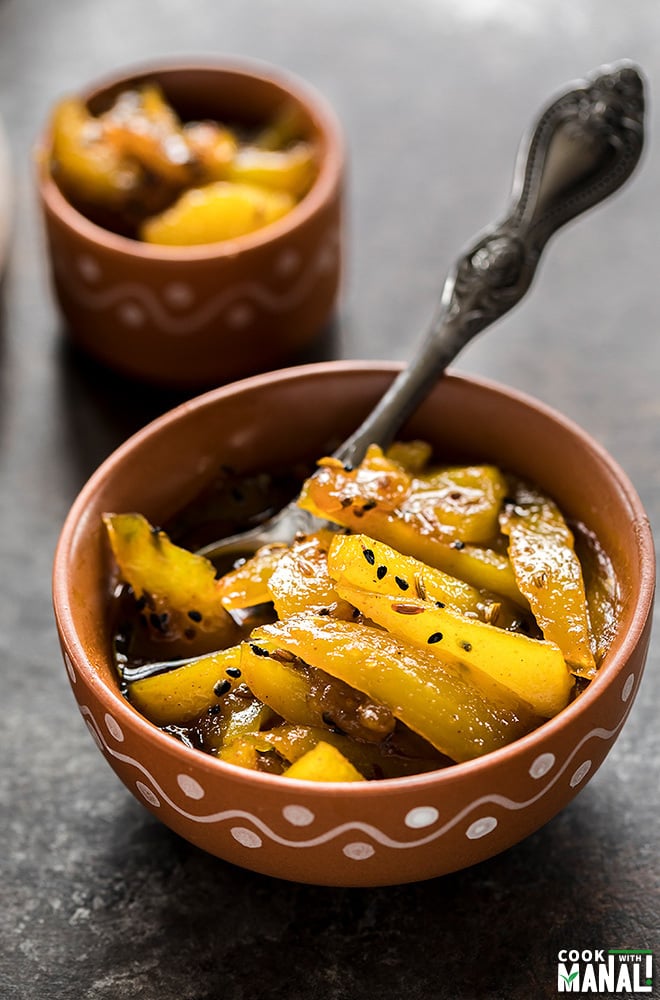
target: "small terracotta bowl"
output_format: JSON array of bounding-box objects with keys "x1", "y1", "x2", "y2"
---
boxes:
[
  {"x1": 52, "y1": 363, "x2": 655, "y2": 886},
  {"x1": 37, "y1": 60, "x2": 344, "y2": 386}
]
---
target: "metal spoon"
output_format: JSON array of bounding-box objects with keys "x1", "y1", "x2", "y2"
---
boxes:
[{"x1": 198, "y1": 62, "x2": 644, "y2": 563}]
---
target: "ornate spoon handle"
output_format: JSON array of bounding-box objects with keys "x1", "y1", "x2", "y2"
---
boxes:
[
  {"x1": 335, "y1": 62, "x2": 644, "y2": 466},
  {"x1": 197, "y1": 63, "x2": 644, "y2": 560}
]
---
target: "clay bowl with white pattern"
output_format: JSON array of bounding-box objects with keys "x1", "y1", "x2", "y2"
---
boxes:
[
  {"x1": 52, "y1": 362, "x2": 655, "y2": 886},
  {"x1": 37, "y1": 60, "x2": 343, "y2": 387}
]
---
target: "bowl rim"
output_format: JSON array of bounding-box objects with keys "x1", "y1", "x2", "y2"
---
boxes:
[
  {"x1": 52, "y1": 361, "x2": 656, "y2": 796},
  {"x1": 37, "y1": 56, "x2": 345, "y2": 260}
]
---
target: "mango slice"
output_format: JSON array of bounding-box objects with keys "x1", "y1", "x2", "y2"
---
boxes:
[
  {"x1": 298, "y1": 447, "x2": 523, "y2": 604},
  {"x1": 407, "y1": 465, "x2": 508, "y2": 544},
  {"x1": 50, "y1": 97, "x2": 141, "y2": 206},
  {"x1": 284, "y1": 741, "x2": 366, "y2": 782},
  {"x1": 102, "y1": 84, "x2": 193, "y2": 186},
  {"x1": 240, "y1": 637, "x2": 395, "y2": 743},
  {"x1": 266, "y1": 529, "x2": 352, "y2": 619},
  {"x1": 215, "y1": 543, "x2": 287, "y2": 611},
  {"x1": 500, "y1": 486, "x2": 596, "y2": 677},
  {"x1": 249, "y1": 615, "x2": 540, "y2": 762},
  {"x1": 262, "y1": 723, "x2": 445, "y2": 779},
  {"x1": 103, "y1": 512, "x2": 239, "y2": 650},
  {"x1": 336, "y1": 584, "x2": 572, "y2": 719},
  {"x1": 183, "y1": 120, "x2": 238, "y2": 181},
  {"x1": 327, "y1": 532, "x2": 516, "y2": 625},
  {"x1": 128, "y1": 645, "x2": 243, "y2": 726},
  {"x1": 227, "y1": 143, "x2": 317, "y2": 198},
  {"x1": 140, "y1": 180, "x2": 295, "y2": 244}
]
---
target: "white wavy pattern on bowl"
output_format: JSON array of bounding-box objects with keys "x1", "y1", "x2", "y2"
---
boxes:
[
  {"x1": 68, "y1": 652, "x2": 637, "y2": 864},
  {"x1": 51, "y1": 228, "x2": 339, "y2": 336}
]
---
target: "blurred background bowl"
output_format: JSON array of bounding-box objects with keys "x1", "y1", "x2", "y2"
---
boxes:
[
  {"x1": 52, "y1": 362, "x2": 654, "y2": 886},
  {"x1": 37, "y1": 59, "x2": 344, "y2": 387}
]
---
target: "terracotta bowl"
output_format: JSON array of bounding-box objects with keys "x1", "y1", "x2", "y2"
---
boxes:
[
  {"x1": 52, "y1": 362, "x2": 655, "y2": 886},
  {"x1": 37, "y1": 60, "x2": 344, "y2": 387}
]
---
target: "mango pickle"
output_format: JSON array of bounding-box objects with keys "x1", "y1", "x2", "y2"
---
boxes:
[
  {"x1": 284, "y1": 741, "x2": 366, "y2": 783},
  {"x1": 105, "y1": 440, "x2": 618, "y2": 781},
  {"x1": 48, "y1": 84, "x2": 319, "y2": 243},
  {"x1": 499, "y1": 484, "x2": 596, "y2": 677},
  {"x1": 248, "y1": 615, "x2": 541, "y2": 763}
]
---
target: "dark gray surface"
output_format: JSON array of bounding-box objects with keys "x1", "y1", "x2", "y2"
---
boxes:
[{"x1": 0, "y1": 2, "x2": 658, "y2": 998}]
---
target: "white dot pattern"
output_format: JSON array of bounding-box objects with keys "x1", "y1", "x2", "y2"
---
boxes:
[
  {"x1": 343, "y1": 842, "x2": 375, "y2": 861},
  {"x1": 529, "y1": 753, "x2": 556, "y2": 779},
  {"x1": 466, "y1": 816, "x2": 498, "y2": 840},
  {"x1": 104, "y1": 714, "x2": 124, "y2": 742},
  {"x1": 405, "y1": 806, "x2": 439, "y2": 829},
  {"x1": 622, "y1": 674, "x2": 635, "y2": 702},
  {"x1": 177, "y1": 774, "x2": 205, "y2": 800},
  {"x1": 231, "y1": 827, "x2": 262, "y2": 849},
  {"x1": 570, "y1": 760, "x2": 592, "y2": 787},
  {"x1": 136, "y1": 781, "x2": 160, "y2": 807},
  {"x1": 282, "y1": 805, "x2": 315, "y2": 827}
]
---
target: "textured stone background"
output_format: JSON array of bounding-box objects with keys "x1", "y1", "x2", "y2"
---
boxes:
[{"x1": 1, "y1": 1, "x2": 658, "y2": 997}]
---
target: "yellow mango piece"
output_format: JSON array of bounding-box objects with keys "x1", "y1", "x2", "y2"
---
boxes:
[
  {"x1": 500, "y1": 486, "x2": 596, "y2": 677},
  {"x1": 140, "y1": 180, "x2": 295, "y2": 245},
  {"x1": 263, "y1": 723, "x2": 444, "y2": 779},
  {"x1": 215, "y1": 543, "x2": 287, "y2": 610},
  {"x1": 385, "y1": 439, "x2": 433, "y2": 473},
  {"x1": 128, "y1": 645, "x2": 243, "y2": 726},
  {"x1": 408, "y1": 465, "x2": 508, "y2": 543},
  {"x1": 217, "y1": 737, "x2": 261, "y2": 771},
  {"x1": 240, "y1": 637, "x2": 395, "y2": 743},
  {"x1": 284, "y1": 741, "x2": 366, "y2": 782},
  {"x1": 327, "y1": 532, "x2": 510, "y2": 624},
  {"x1": 239, "y1": 639, "x2": 321, "y2": 728},
  {"x1": 205, "y1": 697, "x2": 274, "y2": 753},
  {"x1": 227, "y1": 143, "x2": 317, "y2": 198},
  {"x1": 50, "y1": 96, "x2": 141, "y2": 206},
  {"x1": 103, "y1": 512, "x2": 238, "y2": 649},
  {"x1": 267, "y1": 530, "x2": 352, "y2": 619},
  {"x1": 337, "y1": 584, "x2": 572, "y2": 719},
  {"x1": 101, "y1": 84, "x2": 193, "y2": 185},
  {"x1": 299, "y1": 454, "x2": 523, "y2": 604},
  {"x1": 250, "y1": 615, "x2": 540, "y2": 762},
  {"x1": 183, "y1": 120, "x2": 238, "y2": 181}
]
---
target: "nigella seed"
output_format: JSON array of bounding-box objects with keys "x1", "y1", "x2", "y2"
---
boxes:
[
  {"x1": 226, "y1": 667, "x2": 242, "y2": 678},
  {"x1": 149, "y1": 612, "x2": 169, "y2": 632},
  {"x1": 427, "y1": 632, "x2": 443, "y2": 644},
  {"x1": 435, "y1": 601, "x2": 446, "y2": 608},
  {"x1": 362, "y1": 500, "x2": 377, "y2": 511},
  {"x1": 187, "y1": 610, "x2": 202, "y2": 622},
  {"x1": 213, "y1": 679, "x2": 231, "y2": 697},
  {"x1": 394, "y1": 576, "x2": 409, "y2": 591},
  {"x1": 363, "y1": 548, "x2": 376, "y2": 565},
  {"x1": 135, "y1": 595, "x2": 147, "y2": 612},
  {"x1": 376, "y1": 565, "x2": 388, "y2": 580},
  {"x1": 249, "y1": 643, "x2": 271, "y2": 658},
  {"x1": 340, "y1": 497, "x2": 353, "y2": 508},
  {"x1": 451, "y1": 540, "x2": 465, "y2": 550},
  {"x1": 354, "y1": 508, "x2": 364, "y2": 518},
  {"x1": 460, "y1": 641, "x2": 472, "y2": 652}
]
